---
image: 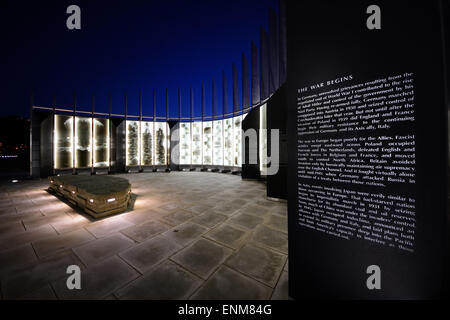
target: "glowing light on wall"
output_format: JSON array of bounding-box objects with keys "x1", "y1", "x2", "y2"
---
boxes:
[
  {"x1": 180, "y1": 123, "x2": 191, "y2": 165},
  {"x1": 223, "y1": 118, "x2": 233, "y2": 166},
  {"x1": 141, "y1": 121, "x2": 154, "y2": 166},
  {"x1": 53, "y1": 113, "x2": 247, "y2": 170},
  {"x1": 55, "y1": 115, "x2": 73, "y2": 169},
  {"x1": 259, "y1": 104, "x2": 267, "y2": 175},
  {"x1": 126, "y1": 121, "x2": 140, "y2": 167},
  {"x1": 202, "y1": 121, "x2": 213, "y2": 165},
  {"x1": 192, "y1": 122, "x2": 202, "y2": 165},
  {"x1": 233, "y1": 115, "x2": 242, "y2": 167},
  {"x1": 94, "y1": 118, "x2": 110, "y2": 168},
  {"x1": 75, "y1": 117, "x2": 92, "y2": 168},
  {"x1": 213, "y1": 120, "x2": 223, "y2": 166},
  {"x1": 155, "y1": 122, "x2": 169, "y2": 165}
]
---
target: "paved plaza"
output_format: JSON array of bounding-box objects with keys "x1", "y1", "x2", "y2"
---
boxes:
[{"x1": 0, "y1": 172, "x2": 288, "y2": 300}]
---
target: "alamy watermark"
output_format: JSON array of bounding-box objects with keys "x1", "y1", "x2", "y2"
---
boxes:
[
  {"x1": 366, "y1": 265, "x2": 381, "y2": 290},
  {"x1": 66, "y1": 265, "x2": 81, "y2": 290}
]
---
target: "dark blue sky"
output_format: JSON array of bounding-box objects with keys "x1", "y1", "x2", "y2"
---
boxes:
[{"x1": 1, "y1": 0, "x2": 277, "y2": 119}]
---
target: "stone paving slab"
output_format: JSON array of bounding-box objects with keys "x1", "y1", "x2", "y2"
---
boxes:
[
  {"x1": 171, "y1": 238, "x2": 232, "y2": 280},
  {"x1": 239, "y1": 204, "x2": 271, "y2": 218},
  {"x1": 116, "y1": 261, "x2": 202, "y2": 300},
  {"x1": 212, "y1": 201, "x2": 244, "y2": 216},
  {"x1": 251, "y1": 225, "x2": 288, "y2": 254},
  {"x1": 186, "y1": 204, "x2": 213, "y2": 215},
  {"x1": 161, "y1": 210, "x2": 197, "y2": 226},
  {"x1": 15, "y1": 203, "x2": 40, "y2": 215},
  {"x1": 73, "y1": 233, "x2": 135, "y2": 266},
  {"x1": 0, "y1": 244, "x2": 37, "y2": 276},
  {"x1": 204, "y1": 224, "x2": 250, "y2": 250},
  {"x1": 38, "y1": 202, "x2": 71, "y2": 216},
  {"x1": 225, "y1": 244, "x2": 287, "y2": 288},
  {"x1": 0, "y1": 211, "x2": 43, "y2": 228},
  {"x1": 157, "y1": 202, "x2": 180, "y2": 213},
  {"x1": 33, "y1": 228, "x2": 95, "y2": 258},
  {"x1": 22, "y1": 213, "x2": 73, "y2": 231},
  {"x1": 0, "y1": 224, "x2": 57, "y2": 252},
  {"x1": 0, "y1": 206, "x2": 16, "y2": 216},
  {"x1": 190, "y1": 266, "x2": 271, "y2": 300},
  {"x1": 0, "y1": 221, "x2": 25, "y2": 239},
  {"x1": 270, "y1": 204, "x2": 288, "y2": 217},
  {"x1": 191, "y1": 212, "x2": 228, "y2": 229},
  {"x1": 22, "y1": 285, "x2": 57, "y2": 300},
  {"x1": 121, "y1": 220, "x2": 171, "y2": 243},
  {"x1": 161, "y1": 222, "x2": 209, "y2": 247},
  {"x1": 53, "y1": 256, "x2": 139, "y2": 300},
  {"x1": 264, "y1": 215, "x2": 288, "y2": 234},
  {"x1": 119, "y1": 235, "x2": 181, "y2": 274},
  {"x1": 85, "y1": 216, "x2": 134, "y2": 238},
  {"x1": 121, "y1": 209, "x2": 163, "y2": 225},
  {"x1": 228, "y1": 212, "x2": 265, "y2": 230},
  {"x1": 1, "y1": 252, "x2": 82, "y2": 299},
  {"x1": 271, "y1": 270, "x2": 288, "y2": 300},
  {"x1": 51, "y1": 215, "x2": 91, "y2": 234}
]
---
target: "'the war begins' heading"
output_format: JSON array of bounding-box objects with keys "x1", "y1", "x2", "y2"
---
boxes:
[{"x1": 299, "y1": 75, "x2": 354, "y2": 93}]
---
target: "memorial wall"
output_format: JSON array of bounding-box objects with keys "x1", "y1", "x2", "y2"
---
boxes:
[
  {"x1": 287, "y1": 1, "x2": 448, "y2": 299},
  {"x1": 178, "y1": 116, "x2": 243, "y2": 167},
  {"x1": 51, "y1": 114, "x2": 246, "y2": 170}
]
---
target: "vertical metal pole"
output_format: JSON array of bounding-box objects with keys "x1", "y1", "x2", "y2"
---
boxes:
[
  {"x1": 72, "y1": 92, "x2": 77, "y2": 175},
  {"x1": 166, "y1": 88, "x2": 169, "y2": 171},
  {"x1": 260, "y1": 26, "x2": 270, "y2": 100},
  {"x1": 222, "y1": 71, "x2": 226, "y2": 169},
  {"x1": 279, "y1": 0, "x2": 287, "y2": 85},
  {"x1": 139, "y1": 90, "x2": 143, "y2": 172},
  {"x1": 91, "y1": 94, "x2": 95, "y2": 175},
  {"x1": 108, "y1": 93, "x2": 112, "y2": 173},
  {"x1": 178, "y1": 88, "x2": 182, "y2": 171},
  {"x1": 190, "y1": 85, "x2": 193, "y2": 170},
  {"x1": 29, "y1": 93, "x2": 34, "y2": 178},
  {"x1": 201, "y1": 82, "x2": 205, "y2": 171},
  {"x1": 268, "y1": 8, "x2": 280, "y2": 93},
  {"x1": 153, "y1": 89, "x2": 156, "y2": 172},
  {"x1": 242, "y1": 53, "x2": 250, "y2": 109},
  {"x1": 124, "y1": 93, "x2": 127, "y2": 172},
  {"x1": 212, "y1": 78, "x2": 215, "y2": 169},
  {"x1": 251, "y1": 41, "x2": 261, "y2": 105},
  {"x1": 52, "y1": 95, "x2": 56, "y2": 175}
]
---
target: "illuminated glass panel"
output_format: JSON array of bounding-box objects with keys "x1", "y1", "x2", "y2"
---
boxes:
[
  {"x1": 94, "y1": 118, "x2": 109, "y2": 168},
  {"x1": 55, "y1": 115, "x2": 73, "y2": 169},
  {"x1": 192, "y1": 122, "x2": 202, "y2": 165},
  {"x1": 180, "y1": 122, "x2": 191, "y2": 165},
  {"x1": 141, "y1": 121, "x2": 153, "y2": 166},
  {"x1": 75, "y1": 117, "x2": 92, "y2": 168},
  {"x1": 203, "y1": 121, "x2": 213, "y2": 165},
  {"x1": 223, "y1": 118, "x2": 233, "y2": 166},
  {"x1": 126, "y1": 120, "x2": 139, "y2": 167},
  {"x1": 233, "y1": 115, "x2": 242, "y2": 167},
  {"x1": 213, "y1": 120, "x2": 223, "y2": 166},
  {"x1": 259, "y1": 104, "x2": 267, "y2": 174},
  {"x1": 155, "y1": 122, "x2": 168, "y2": 165}
]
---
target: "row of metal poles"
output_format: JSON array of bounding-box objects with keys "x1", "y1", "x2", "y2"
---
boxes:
[{"x1": 31, "y1": 85, "x2": 259, "y2": 175}]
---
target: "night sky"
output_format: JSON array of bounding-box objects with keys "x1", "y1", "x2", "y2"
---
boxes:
[{"x1": 1, "y1": 0, "x2": 277, "y2": 119}]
